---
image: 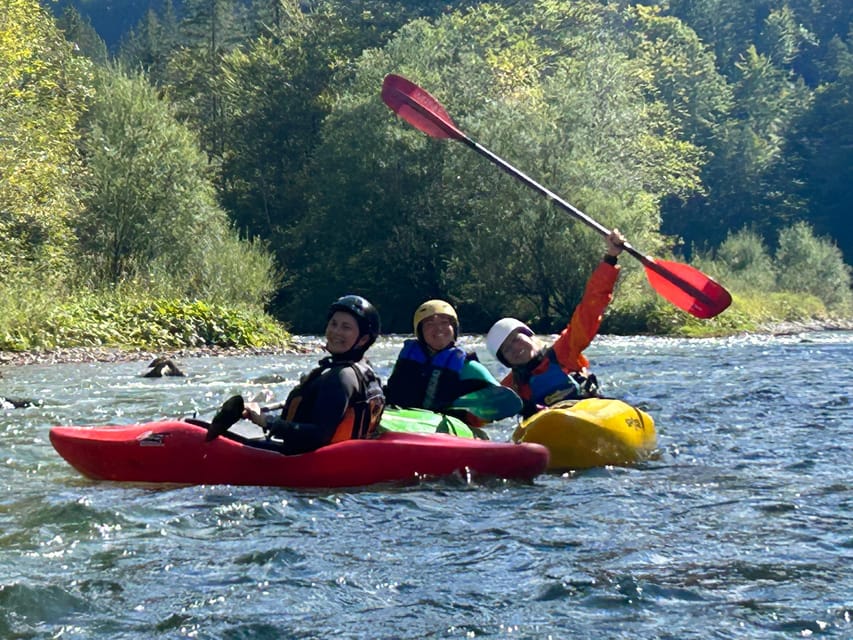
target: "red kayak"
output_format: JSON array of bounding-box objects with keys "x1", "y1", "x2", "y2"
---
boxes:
[{"x1": 49, "y1": 420, "x2": 549, "y2": 488}]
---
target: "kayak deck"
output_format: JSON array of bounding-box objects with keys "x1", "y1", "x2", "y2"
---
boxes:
[
  {"x1": 50, "y1": 420, "x2": 549, "y2": 488},
  {"x1": 512, "y1": 398, "x2": 657, "y2": 470}
]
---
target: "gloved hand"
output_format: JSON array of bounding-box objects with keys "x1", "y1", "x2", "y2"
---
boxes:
[{"x1": 242, "y1": 402, "x2": 269, "y2": 429}]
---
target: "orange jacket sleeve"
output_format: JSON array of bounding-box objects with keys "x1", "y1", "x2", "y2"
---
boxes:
[{"x1": 551, "y1": 260, "x2": 620, "y2": 372}]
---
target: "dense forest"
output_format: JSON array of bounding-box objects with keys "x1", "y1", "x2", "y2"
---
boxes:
[{"x1": 2, "y1": 0, "x2": 851, "y2": 347}]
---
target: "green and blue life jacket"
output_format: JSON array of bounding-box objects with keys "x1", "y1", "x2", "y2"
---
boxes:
[{"x1": 384, "y1": 339, "x2": 475, "y2": 411}]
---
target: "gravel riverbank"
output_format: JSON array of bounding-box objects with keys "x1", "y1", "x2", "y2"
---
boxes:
[
  {"x1": 0, "y1": 343, "x2": 318, "y2": 370},
  {"x1": 2, "y1": 319, "x2": 851, "y2": 369}
]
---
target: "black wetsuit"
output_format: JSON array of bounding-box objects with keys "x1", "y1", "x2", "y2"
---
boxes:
[{"x1": 264, "y1": 358, "x2": 384, "y2": 454}]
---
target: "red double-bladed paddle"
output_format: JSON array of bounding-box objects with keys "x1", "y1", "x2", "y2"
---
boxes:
[{"x1": 381, "y1": 73, "x2": 732, "y2": 319}]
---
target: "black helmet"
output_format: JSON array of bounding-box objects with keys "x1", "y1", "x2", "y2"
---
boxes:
[{"x1": 328, "y1": 295, "x2": 381, "y2": 350}]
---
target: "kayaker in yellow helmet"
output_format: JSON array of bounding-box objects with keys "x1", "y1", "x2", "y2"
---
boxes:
[
  {"x1": 237, "y1": 295, "x2": 386, "y2": 454},
  {"x1": 384, "y1": 299, "x2": 519, "y2": 426},
  {"x1": 486, "y1": 229, "x2": 625, "y2": 418}
]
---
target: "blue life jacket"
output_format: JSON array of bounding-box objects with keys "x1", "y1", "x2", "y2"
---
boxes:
[{"x1": 385, "y1": 339, "x2": 470, "y2": 410}]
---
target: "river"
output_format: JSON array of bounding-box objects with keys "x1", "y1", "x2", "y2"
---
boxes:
[{"x1": 1, "y1": 332, "x2": 851, "y2": 639}]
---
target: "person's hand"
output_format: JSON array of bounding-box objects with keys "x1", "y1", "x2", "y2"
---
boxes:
[
  {"x1": 606, "y1": 228, "x2": 626, "y2": 256},
  {"x1": 242, "y1": 402, "x2": 268, "y2": 428}
]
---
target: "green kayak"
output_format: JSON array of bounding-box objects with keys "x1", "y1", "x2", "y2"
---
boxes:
[
  {"x1": 379, "y1": 406, "x2": 477, "y2": 438},
  {"x1": 379, "y1": 387, "x2": 523, "y2": 439}
]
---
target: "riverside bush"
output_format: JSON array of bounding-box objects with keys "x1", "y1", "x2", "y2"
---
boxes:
[
  {"x1": 703, "y1": 228, "x2": 777, "y2": 292},
  {"x1": 0, "y1": 286, "x2": 290, "y2": 351},
  {"x1": 775, "y1": 222, "x2": 852, "y2": 311}
]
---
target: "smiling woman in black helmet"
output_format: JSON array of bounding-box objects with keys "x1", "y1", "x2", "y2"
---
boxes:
[{"x1": 241, "y1": 295, "x2": 385, "y2": 455}]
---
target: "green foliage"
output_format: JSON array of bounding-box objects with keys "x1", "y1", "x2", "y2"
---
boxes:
[
  {"x1": 697, "y1": 227, "x2": 777, "y2": 292},
  {"x1": 160, "y1": 0, "x2": 251, "y2": 158},
  {"x1": 657, "y1": 2, "x2": 817, "y2": 252},
  {"x1": 178, "y1": 231, "x2": 281, "y2": 307},
  {"x1": 629, "y1": 5, "x2": 733, "y2": 149},
  {"x1": 16, "y1": 0, "x2": 853, "y2": 343},
  {"x1": 601, "y1": 224, "x2": 848, "y2": 336},
  {"x1": 117, "y1": 0, "x2": 179, "y2": 82},
  {"x1": 216, "y1": 31, "x2": 317, "y2": 239},
  {"x1": 671, "y1": 290, "x2": 830, "y2": 337},
  {"x1": 55, "y1": 5, "x2": 109, "y2": 63},
  {"x1": 782, "y1": 36, "x2": 853, "y2": 265},
  {"x1": 74, "y1": 64, "x2": 280, "y2": 305},
  {"x1": 291, "y1": 0, "x2": 706, "y2": 331},
  {"x1": 0, "y1": 286, "x2": 290, "y2": 352},
  {"x1": 692, "y1": 223, "x2": 852, "y2": 314},
  {"x1": 0, "y1": 263, "x2": 70, "y2": 351},
  {"x1": 690, "y1": 45, "x2": 813, "y2": 247},
  {"x1": 775, "y1": 222, "x2": 852, "y2": 310},
  {"x1": 758, "y1": 5, "x2": 815, "y2": 67},
  {"x1": 0, "y1": 0, "x2": 93, "y2": 278}
]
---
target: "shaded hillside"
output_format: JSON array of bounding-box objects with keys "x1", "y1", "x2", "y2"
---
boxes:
[{"x1": 46, "y1": 0, "x2": 176, "y2": 49}]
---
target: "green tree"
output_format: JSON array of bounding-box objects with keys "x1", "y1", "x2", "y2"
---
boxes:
[
  {"x1": 164, "y1": 0, "x2": 249, "y2": 159},
  {"x1": 757, "y1": 5, "x2": 815, "y2": 67},
  {"x1": 776, "y1": 0, "x2": 853, "y2": 85},
  {"x1": 0, "y1": 0, "x2": 93, "y2": 278},
  {"x1": 55, "y1": 5, "x2": 109, "y2": 64},
  {"x1": 710, "y1": 227, "x2": 776, "y2": 291},
  {"x1": 630, "y1": 5, "x2": 733, "y2": 146},
  {"x1": 288, "y1": 1, "x2": 705, "y2": 332},
  {"x1": 118, "y1": 0, "x2": 180, "y2": 84},
  {"x1": 216, "y1": 11, "x2": 323, "y2": 242},
  {"x1": 665, "y1": 42, "x2": 813, "y2": 252},
  {"x1": 214, "y1": 0, "x2": 467, "y2": 284},
  {"x1": 775, "y1": 222, "x2": 851, "y2": 310},
  {"x1": 74, "y1": 65, "x2": 278, "y2": 305},
  {"x1": 782, "y1": 35, "x2": 853, "y2": 264},
  {"x1": 665, "y1": 0, "x2": 755, "y2": 75}
]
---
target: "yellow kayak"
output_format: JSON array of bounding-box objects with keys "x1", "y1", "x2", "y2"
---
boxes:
[{"x1": 511, "y1": 398, "x2": 657, "y2": 470}]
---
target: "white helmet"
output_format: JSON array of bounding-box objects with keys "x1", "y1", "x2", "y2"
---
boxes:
[{"x1": 486, "y1": 317, "x2": 533, "y2": 360}]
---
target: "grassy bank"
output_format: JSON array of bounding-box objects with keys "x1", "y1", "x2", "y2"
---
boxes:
[
  {"x1": 0, "y1": 290, "x2": 291, "y2": 354},
  {"x1": 3, "y1": 287, "x2": 849, "y2": 364},
  {"x1": 603, "y1": 286, "x2": 852, "y2": 337},
  {"x1": 664, "y1": 291, "x2": 849, "y2": 337}
]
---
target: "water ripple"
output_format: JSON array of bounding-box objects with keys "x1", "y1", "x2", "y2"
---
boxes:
[{"x1": 1, "y1": 332, "x2": 852, "y2": 638}]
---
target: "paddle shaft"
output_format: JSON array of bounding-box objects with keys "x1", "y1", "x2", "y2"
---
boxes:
[
  {"x1": 466, "y1": 139, "x2": 718, "y2": 303},
  {"x1": 389, "y1": 79, "x2": 725, "y2": 309}
]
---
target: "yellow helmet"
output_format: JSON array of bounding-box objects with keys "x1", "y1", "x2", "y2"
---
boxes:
[{"x1": 413, "y1": 299, "x2": 459, "y2": 336}]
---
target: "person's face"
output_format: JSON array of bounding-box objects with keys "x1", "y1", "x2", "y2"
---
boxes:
[
  {"x1": 325, "y1": 311, "x2": 367, "y2": 354},
  {"x1": 499, "y1": 330, "x2": 538, "y2": 366},
  {"x1": 420, "y1": 314, "x2": 455, "y2": 352}
]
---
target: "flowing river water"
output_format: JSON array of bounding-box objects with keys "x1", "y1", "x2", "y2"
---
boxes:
[{"x1": 1, "y1": 331, "x2": 852, "y2": 639}]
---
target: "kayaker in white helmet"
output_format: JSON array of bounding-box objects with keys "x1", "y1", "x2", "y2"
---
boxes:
[{"x1": 486, "y1": 229, "x2": 625, "y2": 417}]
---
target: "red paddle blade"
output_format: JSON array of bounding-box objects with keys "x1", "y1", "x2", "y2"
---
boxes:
[
  {"x1": 643, "y1": 259, "x2": 732, "y2": 319},
  {"x1": 381, "y1": 74, "x2": 465, "y2": 140}
]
